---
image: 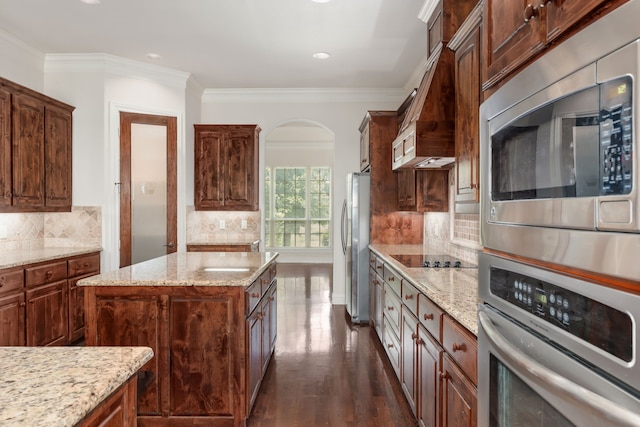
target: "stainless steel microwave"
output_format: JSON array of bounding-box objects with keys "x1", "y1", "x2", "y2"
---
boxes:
[{"x1": 480, "y1": 0, "x2": 640, "y2": 282}]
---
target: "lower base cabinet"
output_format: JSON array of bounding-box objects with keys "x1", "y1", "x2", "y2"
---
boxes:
[
  {"x1": 0, "y1": 292, "x2": 25, "y2": 346},
  {"x1": 441, "y1": 354, "x2": 477, "y2": 427}
]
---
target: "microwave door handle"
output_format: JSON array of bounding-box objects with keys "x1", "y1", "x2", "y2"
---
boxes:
[{"x1": 478, "y1": 312, "x2": 640, "y2": 427}]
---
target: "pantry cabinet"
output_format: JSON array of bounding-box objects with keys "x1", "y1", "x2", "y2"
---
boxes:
[
  {"x1": 482, "y1": 0, "x2": 623, "y2": 91},
  {"x1": 0, "y1": 77, "x2": 74, "y2": 212},
  {"x1": 194, "y1": 124, "x2": 260, "y2": 211}
]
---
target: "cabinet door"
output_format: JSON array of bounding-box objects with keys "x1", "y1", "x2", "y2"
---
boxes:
[
  {"x1": 401, "y1": 307, "x2": 419, "y2": 416},
  {"x1": 44, "y1": 104, "x2": 72, "y2": 209},
  {"x1": 12, "y1": 92, "x2": 45, "y2": 208},
  {"x1": 418, "y1": 326, "x2": 441, "y2": 427},
  {"x1": 455, "y1": 25, "x2": 481, "y2": 208},
  {"x1": 416, "y1": 170, "x2": 449, "y2": 212},
  {"x1": 441, "y1": 354, "x2": 478, "y2": 427},
  {"x1": 482, "y1": 0, "x2": 546, "y2": 89},
  {"x1": 545, "y1": 0, "x2": 610, "y2": 43},
  {"x1": 267, "y1": 286, "x2": 277, "y2": 354},
  {"x1": 0, "y1": 292, "x2": 25, "y2": 346},
  {"x1": 26, "y1": 280, "x2": 68, "y2": 346},
  {"x1": 247, "y1": 308, "x2": 262, "y2": 410},
  {"x1": 0, "y1": 87, "x2": 10, "y2": 208},
  {"x1": 194, "y1": 128, "x2": 224, "y2": 209},
  {"x1": 360, "y1": 122, "x2": 370, "y2": 171},
  {"x1": 93, "y1": 296, "x2": 164, "y2": 416},
  {"x1": 223, "y1": 128, "x2": 258, "y2": 210},
  {"x1": 68, "y1": 276, "x2": 87, "y2": 343},
  {"x1": 397, "y1": 169, "x2": 416, "y2": 210},
  {"x1": 261, "y1": 290, "x2": 272, "y2": 374},
  {"x1": 169, "y1": 296, "x2": 235, "y2": 416}
]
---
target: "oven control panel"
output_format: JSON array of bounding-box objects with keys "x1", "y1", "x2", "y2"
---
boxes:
[{"x1": 490, "y1": 266, "x2": 632, "y2": 362}]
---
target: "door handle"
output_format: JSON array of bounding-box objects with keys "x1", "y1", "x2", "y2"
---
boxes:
[
  {"x1": 340, "y1": 199, "x2": 347, "y2": 255},
  {"x1": 163, "y1": 242, "x2": 175, "y2": 248}
]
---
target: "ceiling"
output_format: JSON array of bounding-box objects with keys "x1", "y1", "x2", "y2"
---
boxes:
[{"x1": 0, "y1": 0, "x2": 429, "y2": 89}]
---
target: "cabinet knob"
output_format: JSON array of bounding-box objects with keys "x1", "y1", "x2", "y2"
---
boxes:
[
  {"x1": 405, "y1": 294, "x2": 414, "y2": 301},
  {"x1": 417, "y1": 338, "x2": 425, "y2": 346},
  {"x1": 387, "y1": 306, "x2": 394, "y2": 311},
  {"x1": 452, "y1": 343, "x2": 467, "y2": 353},
  {"x1": 20, "y1": 302, "x2": 26, "y2": 307},
  {"x1": 388, "y1": 276, "x2": 395, "y2": 282},
  {"x1": 268, "y1": 297, "x2": 275, "y2": 302},
  {"x1": 423, "y1": 313, "x2": 434, "y2": 321},
  {"x1": 439, "y1": 372, "x2": 448, "y2": 380},
  {"x1": 524, "y1": 4, "x2": 539, "y2": 22},
  {"x1": 251, "y1": 293, "x2": 260, "y2": 298},
  {"x1": 411, "y1": 333, "x2": 417, "y2": 341},
  {"x1": 376, "y1": 265, "x2": 382, "y2": 270},
  {"x1": 0, "y1": 277, "x2": 4, "y2": 287},
  {"x1": 387, "y1": 343, "x2": 394, "y2": 349},
  {"x1": 46, "y1": 270, "x2": 53, "y2": 278}
]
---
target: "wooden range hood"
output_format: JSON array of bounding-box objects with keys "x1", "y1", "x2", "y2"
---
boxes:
[{"x1": 391, "y1": 0, "x2": 475, "y2": 170}]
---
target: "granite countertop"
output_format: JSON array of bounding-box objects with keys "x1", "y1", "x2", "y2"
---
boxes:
[
  {"x1": 79, "y1": 251, "x2": 278, "y2": 287},
  {"x1": 0, "y1": 247, "x2": 102, "y2": 270},
  {"x1": 369, "y1": 244, "x2": 480, "y2": 335},
  {"x1": 187, "y1": 240, "x2": 260, "y2": 246},
  {"x1": 0, "y1": 346, "x2": 153, "y2": 427}
]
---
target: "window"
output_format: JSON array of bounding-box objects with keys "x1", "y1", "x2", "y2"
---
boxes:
[{"x1": 265, "y1": 166, "x2": 331, "y2": 248}]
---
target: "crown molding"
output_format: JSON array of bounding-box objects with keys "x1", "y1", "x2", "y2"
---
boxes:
[
  {"x1": 201, "y1": 87, "x2": 407, "y2": 104},
  {"x1": 447, "y1": 2, "x2": 483, "y2": 52},
  {"x1": 44, "y1": 53, "x2": 191, "y2": 89},
  {"x1": 417, "y1": 0, "x2": 438, "y2": 24}
]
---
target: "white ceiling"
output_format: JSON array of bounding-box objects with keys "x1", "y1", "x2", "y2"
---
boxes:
[{"x1": 0, "y1": 0, "x2": 429, "y2": 89}]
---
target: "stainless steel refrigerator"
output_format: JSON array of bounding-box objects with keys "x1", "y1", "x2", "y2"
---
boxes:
[{"x1": 341, "y1": 172, "x2": 370, "y2": 324}]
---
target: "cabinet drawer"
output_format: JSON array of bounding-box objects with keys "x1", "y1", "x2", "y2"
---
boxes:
[
  {"x1": 418, "y1": 294, "x2": 443, "y2": 342},
  {"x1": 383, "y1": 265, "x2": 401, "y2": 296},
  {"x1": 0, "y1": 268, "x2": 24, "y2": 294},
  {"x1": 68, "y1": 253, "x2": 100, "y2": 278},
  {"x1": 383, "y1": 283, "x2": 402, "y2": 337},
  {"x1": 401, "y1": 280, "x2": 419, "y2": 317},
  {"x1": 442, "y1": 315, "x2": 478, "y2": 385},
  {"x1": 382, "y1": 316, "x2": 401, "y2": 376},
  {"x1": 25, "y1": 261, "x2": 67, "y2": 288}
]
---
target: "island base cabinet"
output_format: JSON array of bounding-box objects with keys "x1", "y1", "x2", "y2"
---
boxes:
[{"x1": 85, "y1": 271, "x2": 277, "y2": 427}]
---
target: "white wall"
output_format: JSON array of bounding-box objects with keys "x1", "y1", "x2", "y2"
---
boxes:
[
  {"x1": 201, "y1": 90, "x2": 405, "y2": 304},
  {"x1": 0, "y1": 29, "x2": 44, "y2": 90}
]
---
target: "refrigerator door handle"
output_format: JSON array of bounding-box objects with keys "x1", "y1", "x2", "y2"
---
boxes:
[{"x1": 341, "y1": 199, "x2": 347, "y2": 255}]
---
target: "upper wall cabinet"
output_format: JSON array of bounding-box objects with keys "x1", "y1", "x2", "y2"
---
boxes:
[
  {"x1": 449, "y1": 3, "x2": 482, "y2": 213},
  {"x1": 0, "y1": 77, "x2": 74, "y2": 213},
  {"x1": 482, "y1": 0, "x2": 622, "y2": 92},
  {"x1": 194, "y1": 124, "x2": 260, "y2": 211}
]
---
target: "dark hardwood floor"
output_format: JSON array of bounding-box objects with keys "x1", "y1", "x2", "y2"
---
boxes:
[{"x1": 248, "y1": 263, "x2": 418, "y2": 427}]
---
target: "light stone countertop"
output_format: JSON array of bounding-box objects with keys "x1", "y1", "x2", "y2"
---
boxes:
[
  {"x1": 369, "y1": 244, "x2": 480, "y2": 335},
  {"x1": 0, "y1": 346, "x2": 153, "y2": 427},
  {"x1": 187, "y1": 240, "x2": 260, "y2": 246},
  {"x1": 79, "y1": 251, "x2": 279, "y2": 287},
  {"x1": 0, "y1": 247, "x2": 102, "y2": 270}
]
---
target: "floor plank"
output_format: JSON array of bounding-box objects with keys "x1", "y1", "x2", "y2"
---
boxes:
[{"x1": 248, "y1": 263, "x2": 418, "y2": 427}]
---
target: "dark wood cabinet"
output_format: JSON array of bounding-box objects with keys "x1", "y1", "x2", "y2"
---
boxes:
[
  {"x1": 0, "y1": 291, "x2": 25, "y2": 346},
  {"x1": 26, "y1": 280, "x2": 68, "y2": 346},
  {"x1": 187, "y1": 242, "x2": 258, "y2": 252},
  {"x1": 450, "y1": 4, "x2": 482, "y2": 213},
  {"x1": 369, "y1": 252, "x2": 383, "y2": 338},
  {"x1": 398, "y1": 169, "x2": 449, "y2": 212},
  {"x1": 359, "y1": 120, "x2": 371, "y2": 171},
  {"x1": 194, "y1": 124, "x2": 259, "y2": 211},
  {"x1": 401, "y1": 307, "x2": 419, "y2": 415},
  {"x1": 482, "y1": 0, "x2": 623, "y2": 91},
  {"x1": 441, "y1": 354, "x2": 477, "y2": 427},
  {"x1": 397, "y1": 169, "x2": 417, "y2": 210},
  {"x1": 84, "y1": 262, "x2": 277, "y2": 427},
  {"x1": 418, "y1": 325, "x2": 442, "y2": 427},
  {"x1": 68, "y1": 253, "x2": 100, "y2": 343},
  {"x1": 0, "y1": 77, "x2": 74, "y2": 212}
]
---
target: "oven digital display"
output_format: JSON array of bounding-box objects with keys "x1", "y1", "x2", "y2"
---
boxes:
[{"x1": 489, "y1": 267, "x2": 633, "y2": 362}]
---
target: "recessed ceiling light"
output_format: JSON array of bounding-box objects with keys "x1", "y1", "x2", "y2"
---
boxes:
[
  {"x1": 80, "y1": 0, "x2": 101, "y2": 4},
  {"x1": 313, "y1": 52, "x2": 331, "y2": 59},
  {"x1": 146, "y1": 53, "x2": 161, "y2": 60}
]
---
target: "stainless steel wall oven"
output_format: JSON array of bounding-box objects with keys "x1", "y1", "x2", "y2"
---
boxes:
[{"x1": 478, "y1": 252, "x2": 640, "y2": 427}]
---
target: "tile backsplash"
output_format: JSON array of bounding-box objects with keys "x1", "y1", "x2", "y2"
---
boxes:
[
  {"x1": 186, "y1": 207, "x2": 261, "y2": 243},
  {"x1": 0, "y1": 206, "x2": 101, "y2": 252}
]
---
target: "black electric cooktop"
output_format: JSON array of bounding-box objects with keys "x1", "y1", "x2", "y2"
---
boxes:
[{"x1": 390, "y1": 254, "x2": 475, "y2": 269}]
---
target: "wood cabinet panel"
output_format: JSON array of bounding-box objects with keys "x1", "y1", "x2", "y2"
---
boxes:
[
  {"x1": 25, "y1": 260, "x2": 67, "y2": 288},
  {"x1": 247, "y1": 305, "x2": 262, "y2": 410},
  {"x1": 0, "y1": 87, "x2": 10, "y2": 208},
  {"x1": 92, "y1": 295, "x2": 164, "y2": 416},
  {"x1": 0, "y1": 292, "x2": 25, "y2": 346},
  {"x1": 194, "y1": 124, "x2": 259, "y2": 211},
  {"x1": 12, "y1": 92, "x2": 45, "y2": 209},
  {"x1": 441, "y1": 354, "x2": 477, "y2": 427},
  {"x1": 401, "y1": 307, "x2": 419, "y2": 416},
  {"x1": 452, "y1": 14, "x2": 481, "y2": 211},
  {"x1": 170, "y1": 297, "x2": 234, "y2": 416},
  {"x1": 0, "y1": 267, "x2": 24, "y2": 294},
  {"x1": 26, "y1": 280, "x2": 68, "y2": 346},
  {"x1": 418, "y1": 294, "x2": 443, "y2": 343},
  {"x1": 545, "y1": 0, "x2": 611, "y2": 43},
  {"x1": 442, "y1": 315, "x2": 478, "y2": 385},
  {"x1": 44, "y1": 104, "x2": 72, "y2": 208},
  {"x1": 68, "y1": 276, "x2": 86, "y2": 343},
  {"x1": 77, "y1": 376, "x2": 137, "y2": 427},
  {"x1": 418, "y1": 325, "x2": 441, "y2": 427}
]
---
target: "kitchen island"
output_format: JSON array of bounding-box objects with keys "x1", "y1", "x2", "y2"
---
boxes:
[
  {"x1": 0, "y1": 346, "x2": 153, "y2": 427},
  {"x1": 79, "y1": 251, "x2": 278, "y2": 427}
]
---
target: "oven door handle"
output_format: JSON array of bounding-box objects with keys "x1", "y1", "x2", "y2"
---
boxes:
[{"x1": 479, "y1": 311, "x2": 640, "y2": 427}]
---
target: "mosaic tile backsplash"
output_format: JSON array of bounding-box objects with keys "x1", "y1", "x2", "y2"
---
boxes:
[
  {"x1": 0, "y1": 206, "x2": 101, "y2": 252},
  {"x1": 186, "y1": 207, "x2": 261, "y2": 244}
]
